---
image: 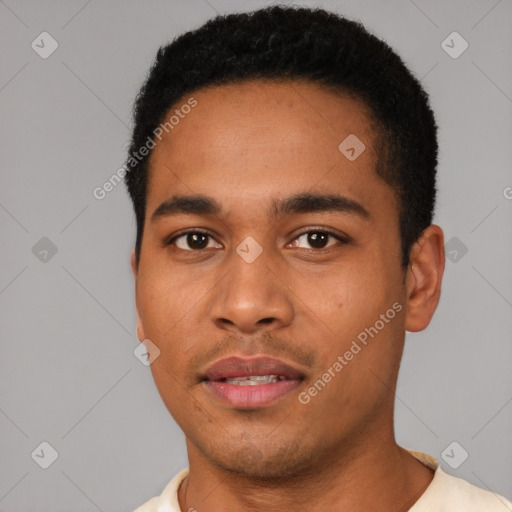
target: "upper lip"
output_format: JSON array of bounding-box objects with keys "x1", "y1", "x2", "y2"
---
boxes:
[{"x1": 203, "y1": 355, "x2": 306, "y2": 381}]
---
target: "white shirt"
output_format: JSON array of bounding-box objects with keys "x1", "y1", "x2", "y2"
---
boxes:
[{"x1": 134, "y1": 450, "x2": 512, "y2": 511}]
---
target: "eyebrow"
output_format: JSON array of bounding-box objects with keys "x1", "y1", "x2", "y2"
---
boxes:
[
  {"x1": 151, "y1": 192, "x2": 370, "y2": 223},
  {"x1": 270, "y1": 192, "x2": 370, "y2": 219}
]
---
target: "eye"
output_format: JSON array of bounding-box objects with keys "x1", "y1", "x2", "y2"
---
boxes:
[
  {"x1": 165, "y1": 228, "x2": 348, "y2": 252},
  {"x1": 167, "y1": 231, "x2": 222, "y2": 251},
  {"x1": 289, "y1": 229, "x2": 347, "y2": 250}
]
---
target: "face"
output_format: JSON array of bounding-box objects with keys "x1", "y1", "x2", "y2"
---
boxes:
[{"x1": 131, "y1": 80, "x2": 442, "y2": 479}]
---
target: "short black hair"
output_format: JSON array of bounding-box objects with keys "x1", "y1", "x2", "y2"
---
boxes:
[{"x1": 125, "y1": 5, "x2": 438, "y2": 269}]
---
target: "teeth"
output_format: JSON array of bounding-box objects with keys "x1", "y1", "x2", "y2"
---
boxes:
[{"x1": 224, "y1": 375, "x2": 288, "y2": 385}]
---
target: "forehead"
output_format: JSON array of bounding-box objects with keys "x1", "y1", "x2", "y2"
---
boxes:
[{"x1": 145, "y1": 79, "x2": 394, "y2": 220}]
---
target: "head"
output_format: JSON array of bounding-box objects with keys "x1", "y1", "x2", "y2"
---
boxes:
[{"x1": 126, "y1": 6, "x2": 444, "y2": 479}]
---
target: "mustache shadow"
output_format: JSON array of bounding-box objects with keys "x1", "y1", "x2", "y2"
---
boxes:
[{"x1": 183, "y1": 331, "x2": 317, "y2": 376}]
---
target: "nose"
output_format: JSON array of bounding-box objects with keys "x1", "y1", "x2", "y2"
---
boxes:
[{"x1": 208, "y1": 248, "x2": 294, "y2": 335}]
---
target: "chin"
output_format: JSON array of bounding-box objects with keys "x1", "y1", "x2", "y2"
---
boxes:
[{"x1": 200, "y1": 437, "x2": 318, "y2": 482}]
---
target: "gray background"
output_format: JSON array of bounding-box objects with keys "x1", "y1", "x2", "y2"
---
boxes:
[{"x1": 1, "y1": 0, "x2": 511, "y2": 510}]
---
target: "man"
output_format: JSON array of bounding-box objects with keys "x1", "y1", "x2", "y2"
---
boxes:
[{"x1": 125, "y1": 6, "x2": 511, "y2": 511}]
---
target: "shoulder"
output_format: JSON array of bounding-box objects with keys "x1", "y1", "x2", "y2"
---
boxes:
[
  {"x1": 133, "y1": 468, "x2": 189, "y2": 512},
  {"x1": 411, "y1": 466, "x2": 512, "y2": 511},
  {"x1": 407, "y1": 449, "x2": 512, "y2": 511},
  {"x1": 133, "y1": 496, "x2": 159, "y2": 512}
]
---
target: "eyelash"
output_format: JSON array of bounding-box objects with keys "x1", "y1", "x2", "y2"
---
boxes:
[{"x1": 165, "y1": 228, "x2": 349, "y2": 252}]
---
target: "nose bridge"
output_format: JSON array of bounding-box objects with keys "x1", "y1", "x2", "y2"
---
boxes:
[{"x1": 209, "y1": 241, "x2": 294, "y2": 332}]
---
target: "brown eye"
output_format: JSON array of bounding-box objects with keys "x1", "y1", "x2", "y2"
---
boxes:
[
  {"x1": 291, "y1": 230, "x2": 345, "y2": 250},
  {"x1": 306, "y1": 232, "x2": 330, "y2": 249},
  {"x1": 168, "y1": 231, "x2": 221, "y2": 251}
]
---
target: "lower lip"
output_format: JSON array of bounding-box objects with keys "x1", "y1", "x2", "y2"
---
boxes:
[{"x1": 204, "y1": 379, "x2": 303, "y2": 409}]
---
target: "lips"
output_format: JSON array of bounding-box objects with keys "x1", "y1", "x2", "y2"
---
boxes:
[
  {"x1": 202, "y1": 355, "x2": 305, "y2": 382},
  {"x1": 201, "y1": 355, "x2": 306, "y2": 409}
]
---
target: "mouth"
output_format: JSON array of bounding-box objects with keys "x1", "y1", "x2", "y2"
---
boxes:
[
  {"x1": 220, "y1": 374, "x2": 291, "y2": 385},
  {"x1": 201, "y1": 355, "x2": 306, "y2": 409}
]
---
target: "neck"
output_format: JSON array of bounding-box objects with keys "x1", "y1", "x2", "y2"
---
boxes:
[{"x1": 178, "y1": 433, "x2": 434, "y2": 512}]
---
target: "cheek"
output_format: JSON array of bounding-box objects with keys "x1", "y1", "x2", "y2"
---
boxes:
[
  {"x1": 307, "y1": 313, "x2": 404, "y2": 420},
  {"x1": 302, "y1": 263, "x2": 403, "y2": 367},
  {"x1": 304, "y1": 263, "x2": 388, "y2": 320},
  {"x1": 149, "y1": 359, "x2": 188, "y2": 427},
  {"x1": 136, "y1": 264, "x2": 213, "y2": 375},
  {"x1": 137, "y1": 266, "x2": 201, "y2": 329}
]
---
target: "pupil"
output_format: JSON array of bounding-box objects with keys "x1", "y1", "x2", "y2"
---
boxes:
[
  {"x1": 309, "y1": 232, "x2": 328, "y2": 248},
  {"x1": 188, "y1": 233, "x2": 208, "y2": 249}
]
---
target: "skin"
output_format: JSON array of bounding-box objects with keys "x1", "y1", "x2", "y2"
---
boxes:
[{"x1": 130, "y1": 80, "x2": 445, "y2": 511}]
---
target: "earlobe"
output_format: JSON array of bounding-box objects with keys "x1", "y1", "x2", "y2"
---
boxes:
[
  {"x1": 130, "y1": 249, "x2": 145, "y2": 341},
  {"x1": 134, "y1": 296, "x2": 146, "y2": 342},
  {"x1": 136, "y1": 320, "x2": 145, "y2": 342},
  {"x1": 404, "y1": 225, "x2": 445, "y2": 333},
  {"x1": 130, "y1": 249, "x2": 138, "y2": 278}
]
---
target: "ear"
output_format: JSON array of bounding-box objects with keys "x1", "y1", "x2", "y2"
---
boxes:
[
  {"x1": 130, "y1": 249, "x2": 145, "y2": 342},
  {"x1": 404, "y1": 224, "x2": 445, "y2": 332},
  {"x1": 130, "y1": 248, "x2": 138, "y2": 278}
]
